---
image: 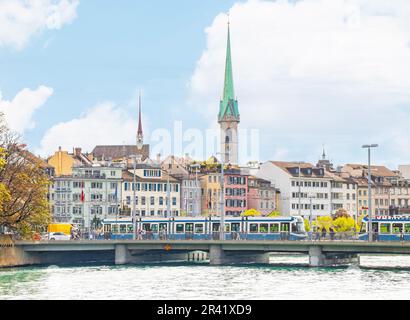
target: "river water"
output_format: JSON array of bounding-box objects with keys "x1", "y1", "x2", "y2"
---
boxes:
[{"x1": 0, "y1": 255, "x2": 409, "y2": 300}]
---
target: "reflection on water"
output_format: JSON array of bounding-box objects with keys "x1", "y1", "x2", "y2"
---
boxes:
[{"x1": 0, "y1": 255, "x2": 409, "y2": 300}]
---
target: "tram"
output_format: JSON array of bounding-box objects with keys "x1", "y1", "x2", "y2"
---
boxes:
[
  {"x1": 359, "y1": 215, "x2": 410, "y2": 241},
  {"x1": 101, "y1": 215, "x2": 307, "y2": 241}
]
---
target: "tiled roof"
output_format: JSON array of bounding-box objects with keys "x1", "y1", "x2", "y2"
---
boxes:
[
  {"x1": 122, "y1": 169, "x2": 179, "y2": 183},
  {"x1": 345, "y1": 164, "x2": 398, "y2": 177},
  {"x1": 92, "y1": 145, "x2": 149, "y2": 161}
]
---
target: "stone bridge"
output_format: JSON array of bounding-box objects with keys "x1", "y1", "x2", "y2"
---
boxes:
[{"x1": 1, "y1": 240, "x2": 410, "y2": 268}]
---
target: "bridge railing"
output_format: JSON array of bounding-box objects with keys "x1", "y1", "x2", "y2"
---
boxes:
[{"x1": 57, "y1": 231, "x2": 410, "y2": 242}]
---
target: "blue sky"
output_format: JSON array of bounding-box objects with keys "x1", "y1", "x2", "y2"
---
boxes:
[
  {"x1": 1, "y1": 0, "x2": 410, "y2": 169},
  {"x1": 0, "y1": 0, "x2": 237, "y2": 147}
]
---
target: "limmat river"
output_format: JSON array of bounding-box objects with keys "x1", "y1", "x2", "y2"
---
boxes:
[{"x1": 0, "y1": 255, "x2": 409, "y2": 300}]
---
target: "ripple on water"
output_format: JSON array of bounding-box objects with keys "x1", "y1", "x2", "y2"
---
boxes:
[{"x1": 0, "y1": 255, "x2": 409, "y2": 300}]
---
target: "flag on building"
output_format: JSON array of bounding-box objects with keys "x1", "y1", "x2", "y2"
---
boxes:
[{"x1": 81, "y1": 189, "x2": 85, "y2": 202}]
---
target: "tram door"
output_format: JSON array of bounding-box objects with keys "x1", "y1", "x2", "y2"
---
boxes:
[
  {"x1": 212, "y1": 223, "x2": 220, "y2": 240},
  {"x1": 159, "y1": 223, "x2": 167, "y2": 240},
  {"x1": 371, "y1": 222, "x2": 379, "y2": 241},
  {"x1": 281, "y1": 223, "x2": 290, "y2": 240}
]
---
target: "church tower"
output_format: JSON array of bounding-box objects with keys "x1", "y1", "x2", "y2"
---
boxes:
[
  {"x1": 218, "y1": 21, "x2": 240, "y2": 165},
  {"x1": 137, "y1": 91, "x2": 144, "y2": 150}
]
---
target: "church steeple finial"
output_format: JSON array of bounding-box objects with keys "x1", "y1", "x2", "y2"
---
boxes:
[
  {"x1": 137, "y1": 90, "x2": 144, "y2": 150},
  {"x1": 322, "y1": 145, "x2": 326, "y2": 160}
]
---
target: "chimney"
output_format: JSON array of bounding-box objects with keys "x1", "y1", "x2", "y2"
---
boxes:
[
  {"x1": 75, "y1": 147, "x2": 82, "y2": 157},
  {"x1": 156, "y1": 153, "x2": 161, "y2": 163},
  {"x1": 58, "y1": 146, "x2": 62, "y2": 152}
]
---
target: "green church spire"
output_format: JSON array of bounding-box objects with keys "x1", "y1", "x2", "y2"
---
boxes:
[{"x1": 218, "y1": 21, "x2": 240, "y2": 122}]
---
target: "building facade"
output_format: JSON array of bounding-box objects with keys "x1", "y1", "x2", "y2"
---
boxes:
[
  {"x1": 49, "y1": 165, "x2": 123, "y2": 230},
  {"x1": 201, "y1": 168, "x2": 248, "y2": 217},
  {"x1": 247, "y1": 176, "x2": 279, "y2": 215},
  {"x1": 257, "y1": 161, "x2": 357, "y2": 218},
  {"x1": 122, "y1": 164, "x2": 181, "y2": 217}
]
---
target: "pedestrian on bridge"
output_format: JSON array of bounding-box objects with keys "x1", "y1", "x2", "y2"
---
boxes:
[
  {"x1": 329, "y1": 227, "x2": 335, "y2": 241},
  {"x1": 321, "y1": 227, "x2": 327, "y2": 240}
]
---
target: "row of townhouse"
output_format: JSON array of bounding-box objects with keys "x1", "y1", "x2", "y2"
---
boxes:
[
  {"x1": 48, "y1": 162, "x2": 280, "y2": 229},
  {"x1": 49, "y1": 163, "x2": 181, "y2": 231},
  {"x1": 254, "y1": 161, "x2": 410, "y2": 219},
  {"x1": 342, "y1": 164, "x2": 410, "y2": 216},
  {"x1": 256, "y1": 161, "x2": 358, "y2": 219}
]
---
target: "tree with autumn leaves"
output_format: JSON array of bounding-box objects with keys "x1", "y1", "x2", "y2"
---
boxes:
[{"x1": 0, "y1": 114, "x2": 51, "y2": 239}]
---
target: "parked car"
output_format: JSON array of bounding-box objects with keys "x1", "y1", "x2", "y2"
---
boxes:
[{"x1": 48, "y1": 232, "x2": 71, "y2": 241}]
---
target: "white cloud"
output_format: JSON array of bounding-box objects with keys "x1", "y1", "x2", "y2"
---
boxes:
[
  {"x1": 0, "y1": 85, "x2": 53, "y2": 134},
  {"x1": 0, "y1": 0, "x2": 80, "y2": 49},
  {"x1": 189, "y1": 0, "x2": 410, "y2": 166},
  {"x1": 36, "y1": 102, "x2": 144, "y2": 157}
]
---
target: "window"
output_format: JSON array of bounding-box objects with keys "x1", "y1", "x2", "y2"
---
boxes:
[
  {"x1": 281, "y1": 223, "x2": 289, "y2": 232},
  {"x1": 404, "y1": 224, "x2": 410, "y2": 234},
  {"x1": 231, "y1": 223, "x2": 240, "y2": 232},
  {"x1": 194, "y1": 223, "x2": 204, "y2": 234},
  {"x1": 176, "y1": 224, "x2": 184, "y2": 233},
  {"x1": 249, "y1": 223, "x2": 258, "y2": 233},
  {"x1": 380, "y1": 223, "x2": 391, "y2": 234},
  {"x1": 392, "y1": 223, "x2": 403, "y2": 234},
  {"x1": 260, "y1": 223, "x2": 268, "y2": 233},
  {"x1": 91, "y1": 182, "x2": 103, "y2": 189},
  {"x1": 172, "y1": 197, "x2": 177, "y2": 206},
  {"x1": 151, "y1": 224, "x2": 159, "y2": 233},
  {"x1": 186, "y1": 223, "x2": 194, "y2": 233},
  {"x1": 269, "y1": 223, "x2": 279, "y2": 233},
  {"x1": 150, "y1": 196, "x2": 155, "y2": 205}
]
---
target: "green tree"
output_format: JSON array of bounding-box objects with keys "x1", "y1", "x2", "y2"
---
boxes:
[
  {"x1": 0, "y1": 114, "x2": 51, "y2": 239},
  {"x1": 268, "y1": 210, "x2": 281, "y2": 217},
  {"x1": 242, "y1": 209, "x2": 261, "y2": 217}
]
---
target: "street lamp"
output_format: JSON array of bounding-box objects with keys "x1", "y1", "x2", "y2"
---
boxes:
[
  {"x1": 295, "y1": 162, "x2": 304, "y2": 217},
  {"x1": 216, "y1": 151, "x2": 229, "y2": 241},
  {"x1": 308, "y1": 193, "x2": 315, "y2": 240},
  {"x1": 130, "y1": 155, "x2": 137, "y2": 240},
  {"x1": 190, "y1": 163, "x2": 201, "y2": 216},
  {"x1": 362, "y1": 144, "x2": 378, "y2": 242}
]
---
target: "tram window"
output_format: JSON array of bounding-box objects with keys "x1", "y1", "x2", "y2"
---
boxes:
[
  {"x1": 127, "y1": 225, "x2": 133, "y2": 233},
  {"x1": 159, "y1": 223, "x2": 167, "y2": 232},
  {"x1": 186, "y1": 223, "x2": 194, "y2": 233},
  {"x1": 281, "y1": 223, "x2": 289, "y2": 232},
  {"x1": 225, "y1": 224, "x2": 230, "y2": 232},
  {"x1": 194, "y1": 223, "x2": 204, "y2": 234},
  {"x1": 231, "y1": 223, "x2": 240, "y2": 232},
  {"x1": 142, "y1": 223, "x2": 151, "y2": 231},
  {"x1": 270, "y1": 223, "x2": 279, "y2": 233},
  {"x1": 120, "y1": 224, "x2": 126, "y2": 233},
  {"x1": 372, "y1": 223, "x2": 379, "y2": 233},
  {"x1": 249, "y1": 223, "x2": 258, "y2": 233},
  {"x1": 176, "y1": 224, "x2": 184, "y2": 233},
  {"x1": 112, "y1": 225, "x2": 119, "y2": 233},
  {"x1": 360, "y1": 223, "x2": 367, "y2": 233},
  {"x1": 380, "y1": 223, "x2": 391, "y2": 234},
  {"x1": 104, "y1": 224, "x2": 111, "y2": 232},
  {"x1": 151, "y1": 224, "x2": 159, "y2": 233},
  {"x1": 212, "y1": 223, "x2": 220, "y2": 232},
  {"x1": 260, "y1": 224, "x2": 268, "y2": 233},
  {"x1": 392, "y1": 223, "x2": 403, "y2": 234},
  {"x1": 405, "y1": 224, "x2": 410, "y2": 234}
]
